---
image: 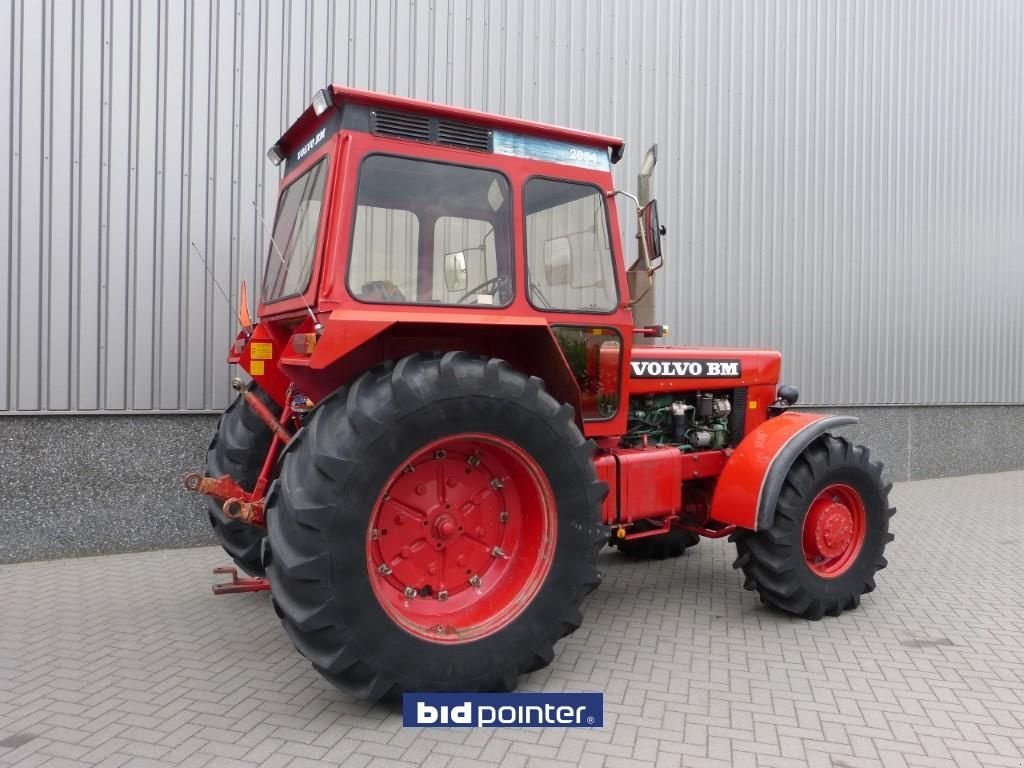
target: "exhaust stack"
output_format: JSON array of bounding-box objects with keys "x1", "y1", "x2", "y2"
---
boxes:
[{"x1": 628, "y1": 144, "x2": 658, "y2": 345}]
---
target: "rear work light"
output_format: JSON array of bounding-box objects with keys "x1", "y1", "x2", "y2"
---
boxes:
[
  {"x1": 311, "y1": 88, "x2": 333, "y2": 116},
  {"x1": 290, "y1": 332, "x2": 317, "y2": 356},
  {"x1": 266, "y1": 144, "x2": 284, "y2": 166}
]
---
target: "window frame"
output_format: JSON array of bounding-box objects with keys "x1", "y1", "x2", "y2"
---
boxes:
[
  {"x1": 523, "y1": 175, "x2": 620, "y2": 315},
  {"x1": 261, "y1": 156, "x2": 331, "y2": 304},
  {"x1": 345, "y1": 152, "x2": 516, "y2": 309}
]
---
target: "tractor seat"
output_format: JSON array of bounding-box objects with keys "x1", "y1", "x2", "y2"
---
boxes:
[{"x1": 360, "y1": 280, "x2": 406, "y2": 302}]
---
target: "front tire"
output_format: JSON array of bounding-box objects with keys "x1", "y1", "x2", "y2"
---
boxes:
[
  {"x1": 265, "y1": 353, "x2": 607, "y2": 700},
  {"x1": 731, "y1": 435, "x2": 894, "y2": 619}
]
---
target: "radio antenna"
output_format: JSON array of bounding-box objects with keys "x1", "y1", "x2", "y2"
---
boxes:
[
  {"x1": 251, "y1": 200, "x2": 323, "y2": 333},
  {"x1": 190, "y1": 240, "x2": 247, "y2": 329}
]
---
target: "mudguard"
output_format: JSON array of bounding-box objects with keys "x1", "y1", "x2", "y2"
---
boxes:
[{"x1": 708, "y1": 412, "x2": 858, "y2": 531}]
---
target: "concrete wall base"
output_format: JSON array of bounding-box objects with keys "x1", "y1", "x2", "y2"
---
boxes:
[{"x1": 1, "y1": 405, "x2": 1021, "y2": 564}]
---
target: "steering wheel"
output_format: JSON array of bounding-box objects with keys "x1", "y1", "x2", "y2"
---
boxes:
[{"x1": 457, "y1": 275, "x2": 510, "y2": 304}]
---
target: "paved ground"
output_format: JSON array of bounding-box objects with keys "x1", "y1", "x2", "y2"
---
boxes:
[{"x1": 1, "y1": 471, "x2": 1023, "y2": 768}]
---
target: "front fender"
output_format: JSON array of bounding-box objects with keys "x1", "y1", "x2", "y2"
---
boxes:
[{"x1": 709, "y1": 412, "x2": 858, "y2": 531}]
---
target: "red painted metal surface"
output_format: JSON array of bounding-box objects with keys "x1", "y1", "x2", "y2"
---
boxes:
[
  {"x1": 614, "y1": 447, "x2": 683, "y2": 525},
  {"x1": 707, "y1": 411, "x2": 831, "y2": 530},
  {"x1": 182, "y1": 472, "x2": 247, "y2": 503},
  {"x1": 239, "y1": 385, "x2": 293, "y2": 443},
  {"x1": 184, "y1": 395, "x2": 296, "y2": 530},
  {"x1": 211, "y1": 566, "x2": 271, "y2": 596},
  {"x1": 801, "y1": 483, "x2": 867, "y2": 578},
  {"x1": 592, "y1": 452, "x2": 618, "y2": 525},
  {"x1": 366, "y1": 433, "x2": 556, "y2": 643},
  {"x1": 236, "y1": 322, "x2": 292, "y2": 407},
  {"x1": 676, "y1": 522, "x2": 737, "y2": 539},
  {"x1": 229, "y1": 86, "x2": 837, "y2": 552},
  {"x1": 593, "y1": 446, "x2": 729, "y2": 526}
]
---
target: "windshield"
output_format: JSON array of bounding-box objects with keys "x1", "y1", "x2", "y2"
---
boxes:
[
  {"x1": 524, "y1": 178, "x2": 617, "y2": 312},
  {"x1": 262, "y1": 158, "x2": 329, "y2": 302},
  {"x1": 347, "y1": 155, "x2": 513, "y2": 306}
]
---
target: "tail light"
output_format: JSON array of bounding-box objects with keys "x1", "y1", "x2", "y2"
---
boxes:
[{"x1": 290, "y1": 333, "x2": 317, "y2": 356}]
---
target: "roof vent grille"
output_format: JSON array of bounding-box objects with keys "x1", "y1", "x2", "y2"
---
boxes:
[
  {"x1": 370, "y1": 109, "x2": 492, "y2": 152},
  {"x1": 438, "y1": 120, "x2": 491, "y2": 152},
  {"x1": 371, "y1": 110, "x2": 431, "y2": 142}
]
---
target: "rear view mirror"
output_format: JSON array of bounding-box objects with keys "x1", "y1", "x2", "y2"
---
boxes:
[
  {"x1": 543, "y1": 237, "x2": 573, "y2": 286},
  {"x1": 443, "y1": 251, "x2": 468, "y2": 291},
  {"x1": 642, "y1": 200, "x2": 665, "y2": 268}
]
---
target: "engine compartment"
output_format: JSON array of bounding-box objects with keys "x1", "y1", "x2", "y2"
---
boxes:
[{"x1": 622, "y1": 388, "x2": 746, "y2": 450}]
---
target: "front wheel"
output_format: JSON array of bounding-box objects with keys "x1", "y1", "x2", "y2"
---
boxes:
[
  {"x1": 265, "y1": 353, "x2": 607, "y2": 700},
  {"x1": 731, "y1": 435, "x2": 895, "y2": 619}
]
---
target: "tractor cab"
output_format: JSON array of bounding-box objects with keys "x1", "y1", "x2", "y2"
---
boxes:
[{"x1": 237, "y1": 85, "x2": 641, "y2": 433}]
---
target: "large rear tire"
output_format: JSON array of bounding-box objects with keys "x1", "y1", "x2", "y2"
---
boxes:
[
  {"x1": 265, "y1": 352, "x2": 607, "y2": 700},
  {"x1": 205, "y1": 381, "x2": 275, "y2": 576},
  {"x1": 731, "y1": 435, "x2": 895, "y2": 619}
]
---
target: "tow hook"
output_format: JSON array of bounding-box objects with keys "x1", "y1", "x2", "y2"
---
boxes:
[
  {"x1": 182, "y1": 471, "x2": 266, "y2": 528},
  {"x1": 223, "y1": 497, "x2": 266, "y2": 527}
]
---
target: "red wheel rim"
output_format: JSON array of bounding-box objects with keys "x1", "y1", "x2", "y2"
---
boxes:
[
  {"x1": 367, "y1": 433, "x2": 557, "y2": 643},
  {"x1": 801, "y1": 483, "x2": 867, "y2": 578}
]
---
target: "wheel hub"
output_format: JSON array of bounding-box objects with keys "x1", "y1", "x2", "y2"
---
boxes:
[
  {"x1": 801, "y1": 483, "x2": 868, "y2": 578},
  {"x1": 433, "y1": 515, "x2": 459, "y2": 541},
  {"x1": 367, "y1": 433, "x2": 556, "y2": 643},
  {"x1": 812, "y1": 503, "x2": 854, "y2": 557}
]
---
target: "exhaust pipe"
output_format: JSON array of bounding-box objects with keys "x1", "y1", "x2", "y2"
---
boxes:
[{"x1": 628, "y1": 144, "x2": 658, "y2": 345}]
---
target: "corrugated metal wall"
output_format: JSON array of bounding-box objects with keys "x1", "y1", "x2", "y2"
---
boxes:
[{"x1": 3, "y1": 0, "x2": 1023, "y2": 412}]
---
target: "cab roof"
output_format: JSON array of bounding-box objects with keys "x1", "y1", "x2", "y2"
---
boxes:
[{"x1": 272, "y1": 85, "x2": 626, "y2": 171}]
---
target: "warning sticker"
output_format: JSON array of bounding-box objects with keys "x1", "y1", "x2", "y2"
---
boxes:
[
  {"x1": 250, "y1": 342, "x2": 273, "y2": 360},
  {"x1": 250, "y1": 360, "x2": 265, "y2": 376}
]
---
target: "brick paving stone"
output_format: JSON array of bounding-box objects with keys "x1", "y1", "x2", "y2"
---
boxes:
[{"x1": 0, "y1": 471, "x2": 1023, "y2": 766}]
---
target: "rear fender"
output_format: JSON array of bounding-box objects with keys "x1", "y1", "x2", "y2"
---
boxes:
[
  {"x1": 279, "y1": 312, "x2": 585, "y2": 427},
  {"x1": 708, "y1": 412, "x2": 858, "y2": 531}
]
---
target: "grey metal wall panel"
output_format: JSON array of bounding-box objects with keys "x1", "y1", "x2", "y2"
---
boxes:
[{"x1": 2, "y1": 0, "x2": 1023, "y2": 412}]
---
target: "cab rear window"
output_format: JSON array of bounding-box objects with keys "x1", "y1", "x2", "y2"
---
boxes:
[{"x1": 262, "y1": 159, "x2": 329, "y2": 302}]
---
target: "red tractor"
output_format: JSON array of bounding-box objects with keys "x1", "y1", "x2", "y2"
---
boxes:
[{"x1": 187, "y1": 86, "x2": 894, "y2": 700}]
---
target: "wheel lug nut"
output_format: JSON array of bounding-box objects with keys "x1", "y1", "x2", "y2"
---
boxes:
[
  {"x1": 468, "y1": 574, "x2": 482, "y2": 588},
  {"x1": 490, "y1": 546, "x2": 506, "y2": 558},
  {"x1": 437, "y1": 590, "x2": 448, "y2": 601},
  {"x1": 377, "y1": 564, "x2": 392, "y2": 575},
  {"x1": 403, "y1": 586, "x2": 417, "y2": 599},
  {"x1": 499, "y1": 511, "x2": 509, "y2": 523},
  {"x1": 467, "y1": 454, "x2": 480, "y2": 467},
  {"x1": 490, "y1": 478, "x2": 504, "y2": 490},
  {"x1": 434, "y1": 449, "x2": 446, "y2": 459}
]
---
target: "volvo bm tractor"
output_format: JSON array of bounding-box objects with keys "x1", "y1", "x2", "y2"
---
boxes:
[{"x1": 186, "y1": 86, "x2": 894, "y2": 701}]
